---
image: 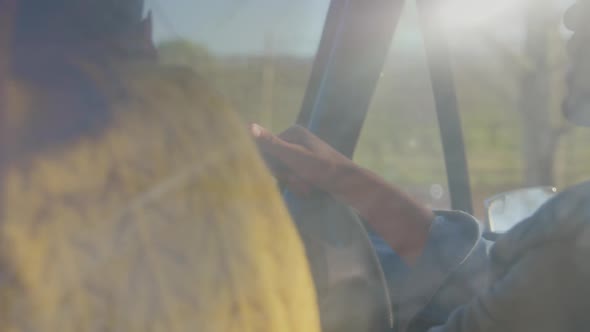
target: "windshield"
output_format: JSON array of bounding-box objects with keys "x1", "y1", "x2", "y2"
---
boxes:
[
  {"x1": 445, "y1": 0, "x2": 582, "y2": 219},
  {"x1": 152, "y1": 0, "x2": 330, "y2": 131},
  {"x1": 357, "y1": 0, "x2": 585, "y2": 220}
]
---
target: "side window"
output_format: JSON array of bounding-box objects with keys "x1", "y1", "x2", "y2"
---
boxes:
[
  {"x1": 355, "y1": 2, "x2": 450, "y2": 211},
  {"x1": 443, "y1": 0, "x2": 584, "y2": 219},
  {"x1": 358, "y1": 0, "x2": 588, "y2": 220},
  {"x1": 150, "y1": 0, "x2": 331, "y2": 132}
]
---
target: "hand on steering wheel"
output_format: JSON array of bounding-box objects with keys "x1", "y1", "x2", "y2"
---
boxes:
[
  {"x1": 251, "y1": 124, "x2": 394, "y2": 332},
  {"x1": 250, "y1": 123, "x2": 354, "y2": 196}
]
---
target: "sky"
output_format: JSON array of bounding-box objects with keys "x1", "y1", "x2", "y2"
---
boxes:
[
  {"x1": 147, "y1": 0, "x2": 575, "y2": 56},
  {"x1": 149, "y1": 0, "x2": 331, "y2": 56}
]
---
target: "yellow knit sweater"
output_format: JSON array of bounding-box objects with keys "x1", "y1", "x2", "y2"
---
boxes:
[{"x1": 1, "y1": 61, "x2": 319, "y2": 332}]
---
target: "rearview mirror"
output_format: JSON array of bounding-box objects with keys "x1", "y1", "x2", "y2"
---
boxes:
[{"x1": 484, "y1": 187, "x2": 557, "y2": 234}]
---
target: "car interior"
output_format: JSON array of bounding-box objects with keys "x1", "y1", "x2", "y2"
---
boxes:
[
  {"x1": 4, "y1": 0, "x2": 590, "y2": 332},
  {"x1": 4, "y1": 0, "x2": 587, "y2": 331}
]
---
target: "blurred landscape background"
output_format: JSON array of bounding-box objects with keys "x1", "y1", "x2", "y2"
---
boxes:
[{"x1": 151, "y1": 0, "x2": 588, "y2": 219}]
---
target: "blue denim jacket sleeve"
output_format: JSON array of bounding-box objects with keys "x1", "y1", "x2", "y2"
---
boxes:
[
  {"x1": 404, "y1": 211, "x2": 492, "y2": 332},
  {"x1": 425, "y1": 181, "x2": 590, "y2": 332},
  {"x1": 370, "y1": 210, "x2": 493, "y2": 332},
  {"x1": 372, "y1": 181, "x2": 590, "y2": 332}
]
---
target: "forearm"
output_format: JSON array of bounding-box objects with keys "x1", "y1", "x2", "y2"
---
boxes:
[{"x1": 326, "y1": 163, "x2": 435, "y2": 264}]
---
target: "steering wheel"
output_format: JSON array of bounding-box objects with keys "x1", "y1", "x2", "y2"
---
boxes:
[{"x1": 285, "y1": 191, "x2": 394, "y2": 332}]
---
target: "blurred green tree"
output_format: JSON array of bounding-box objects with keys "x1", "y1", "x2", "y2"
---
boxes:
[
  {"x1": 518, "y1": 0, "x2": 571, "y2": 186},
  {"x1": 158, "y1": 39, "x2": 218, "y2": 75}
]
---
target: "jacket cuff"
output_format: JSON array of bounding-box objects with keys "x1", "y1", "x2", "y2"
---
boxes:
[{"x1": 395, "y1": 210, "x2": 483, "y2": 331}]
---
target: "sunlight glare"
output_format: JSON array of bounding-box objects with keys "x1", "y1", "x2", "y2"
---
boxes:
[{"x1": 436, "y1": 0, "x2": 528, "y2": 31}]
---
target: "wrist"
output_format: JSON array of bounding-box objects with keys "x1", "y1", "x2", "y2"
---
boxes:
[{"x1": 324, "y1": 162, "x2": 435, "y2": 263}]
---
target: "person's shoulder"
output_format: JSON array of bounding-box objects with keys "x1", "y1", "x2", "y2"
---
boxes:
[{"x1": 491, "y1": 180, "x2": 590, "y2": 269}]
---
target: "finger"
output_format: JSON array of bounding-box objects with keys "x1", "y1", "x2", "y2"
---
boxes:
[
  {"x1": 277, "y1": 125, "x2": 313, "y2": 146},
  {"x1": 251, "y1": 124, "x2": 331, "y2": 189},
  {"x1": 251, "y1": 123, "x2": 317, "y2": 171},
  {"x1": 249, "y1": 123, "x2": 289, "y2": 174},
  {"x1": 251, "y1": 124, "x2": 310, "y2": 149}
]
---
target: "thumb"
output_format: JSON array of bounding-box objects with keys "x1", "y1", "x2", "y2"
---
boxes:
[
  {"x1": 250, "y1": 123, "x2": 272, "y2": 141},
  {"x1": 250, "y1": 123, "x2": 314, "y2": 172},
  {"x1": 250, "y1": 123, "x2": 305, "y2": 160}
]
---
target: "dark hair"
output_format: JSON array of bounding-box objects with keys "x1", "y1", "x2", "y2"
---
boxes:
[
  {"x1": 6, "y1": 0, "x2": 149, "y2": 163},
  {"x1": 14, "y1": 0, "x2": 145, "y2": 44}
]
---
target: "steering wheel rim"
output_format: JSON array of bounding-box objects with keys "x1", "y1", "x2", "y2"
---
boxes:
[{"x1": 285, "y1": 191, "x2": 394, "y2": 332}]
